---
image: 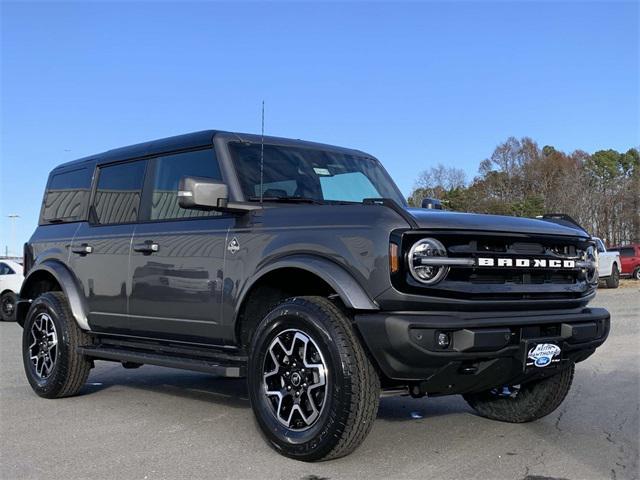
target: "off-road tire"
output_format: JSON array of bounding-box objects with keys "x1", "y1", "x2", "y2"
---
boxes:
[
  {"x1": 606, "y1": 264, "x2": 620, "y2": 288},
  {"x1": 248, "y1": 296, "x2": 380, "y2": 462},
  {"x1": 22, "y1": 292, "x2": 92, "y2": 398},
  {"x1": 1, "y1": 291, "x2": 17, "y2": 321},
  {"x1": 463, "y1": 363, "x2": 575, "y2": 423}
]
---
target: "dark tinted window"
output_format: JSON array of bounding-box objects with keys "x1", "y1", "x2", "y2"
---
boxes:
[
  {"x1": 93, "y1": 161, "x2": 146, "y2": 224},
  {"x1": 228, "y1": 143, "x2": 405, "y2": 205},
  {"x1": 41, "y1": 167, "x2": 92, "y2": 223},
  {"x1": 619, "y1": 247, "x2": 635, "y2": 257},
  {"x1": 150, "y1": 149, "x2": 222, "y2": 221},
  {"x1": 0, "y1": 263, "x2": 15, "y2": 275}
]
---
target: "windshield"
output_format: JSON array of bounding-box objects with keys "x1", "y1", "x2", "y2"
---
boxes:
[{"x1": 228, "y1": 142, "x2": 406, "y2": 205}]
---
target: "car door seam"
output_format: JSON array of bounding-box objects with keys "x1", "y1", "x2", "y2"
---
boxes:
[{"x1": 127, "y1": 225, "x2": 136, "y2": 317}]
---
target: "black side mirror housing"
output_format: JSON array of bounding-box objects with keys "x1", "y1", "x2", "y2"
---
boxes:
[{"x1": 421, "y1": 197, "x2": 443, "y2": 210}]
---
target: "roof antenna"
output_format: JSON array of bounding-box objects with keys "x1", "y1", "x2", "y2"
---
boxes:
[{"x1": 259, "y1": 100, "x2": 265, "y2": 204}]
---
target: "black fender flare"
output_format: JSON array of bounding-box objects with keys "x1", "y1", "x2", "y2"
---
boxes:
[
  {"x1": 235, "y1": 254, "x2": 379, "y2": 321},
  {"x1": 18, "y1": 259, "x2": 89, "y2": 330}
]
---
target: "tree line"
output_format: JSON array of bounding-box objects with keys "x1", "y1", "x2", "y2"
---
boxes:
[{"x1": 408, "y1": 137, "x2": 640, "y2": 246}]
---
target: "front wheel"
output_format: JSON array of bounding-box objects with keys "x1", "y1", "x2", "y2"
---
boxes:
[
  {"x1": 606, "y1": 264, "x2": 620, "y2": 288},
  {"x1": 248, "y1": 296, "x2": 380, "y2": 462},
  {"x1": 633, "y1": 267, "x2": 640, "y2": 281},
  {"x1": 463, "y1": 364, "x2": 575, "y2": 423}
]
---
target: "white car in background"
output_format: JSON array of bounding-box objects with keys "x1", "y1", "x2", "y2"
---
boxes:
[
  {"x1": 593, "y1": 237, "x2": 621, "y2": 289},
  {"x1": 0, "y1": 259, "x2": 24, "y2": 321}
]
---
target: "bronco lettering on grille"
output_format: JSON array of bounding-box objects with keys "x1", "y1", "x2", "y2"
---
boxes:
[{"x1": 477, "y1": 258, "x2": 576, "y2": 268}]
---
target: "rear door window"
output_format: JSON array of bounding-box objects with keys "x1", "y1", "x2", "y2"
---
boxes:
[
  {"x1": 92, "y1": 161, "x2": 146, "y2": 225},
  {"x1": 41, "y1": 167, "x2": 93, "y2": 223}
]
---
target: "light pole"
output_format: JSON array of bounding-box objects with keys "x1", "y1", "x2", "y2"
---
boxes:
[{"x1": 7, "y1": 214, "x2": 20, "y2": 258}]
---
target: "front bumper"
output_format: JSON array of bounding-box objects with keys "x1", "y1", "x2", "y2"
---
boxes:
[{"x1": 354, "y1": 307, "x2": 610, "y2": 395}]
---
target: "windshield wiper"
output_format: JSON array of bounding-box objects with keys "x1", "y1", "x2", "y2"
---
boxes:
[{"x1": 248, "y1": 196, "x2": 323, "y2": 204}]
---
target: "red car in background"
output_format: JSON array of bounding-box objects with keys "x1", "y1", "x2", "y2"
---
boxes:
[{"x1": 610, "y1": 244, "x2": 640, "y2": 280}]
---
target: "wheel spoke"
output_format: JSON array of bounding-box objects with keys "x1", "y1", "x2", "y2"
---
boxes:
[
  {"x1": 43, "y1": 356, "x2": 52, "y2": 375},
  {"x1": 36, "y1": 357, "x2": 44, "y2": 377},
  {"x1": 304, "y1": 390, "x2": 320, "y2": 420},
  {"x1": 263, "y1": 349, "x2": 280, "y2": 378}
]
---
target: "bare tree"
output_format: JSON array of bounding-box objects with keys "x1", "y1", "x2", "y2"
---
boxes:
[
  {"x1": 408, "y1": 164, "x2": 467, "y2": 206},
  {"x1": 415, "y1": 164, "x2": 466, "y2": 191}
]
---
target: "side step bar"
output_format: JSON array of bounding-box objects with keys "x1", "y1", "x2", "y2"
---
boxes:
[{"x1": 77, "y1": 346, "x2": 246, "y2": 378}]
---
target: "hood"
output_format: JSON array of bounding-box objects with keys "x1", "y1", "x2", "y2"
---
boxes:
[{"x1": 406, "y1": 208, "x2": 589, "y2": 238}]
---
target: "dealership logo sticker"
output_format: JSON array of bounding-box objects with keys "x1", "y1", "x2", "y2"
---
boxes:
[{"x1": 527, "y1": 343, "x2": 561, "y2": 368}]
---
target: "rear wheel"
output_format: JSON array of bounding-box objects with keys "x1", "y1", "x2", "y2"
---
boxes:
[
  {"x1": 463, "y1": 364, "x2": 574, "y2": 423},
  {"x1": 22, "y1": 292, "x2": 92, "y2": 398},
  {"x1": 1, "y1": 291, "x2": 17, "y2": 321},
  {"x1": 633, "y1": 267, "x2": 640, "y2": 281},
  {"x1": 248, "y1": 296, "x2": 380, "y2": 461},
  {"x1": 606, "y1": 264, "x2": 620, "y2": 288}
]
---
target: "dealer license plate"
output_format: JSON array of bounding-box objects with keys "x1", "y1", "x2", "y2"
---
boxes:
[{"x1": 524, "y1": 342, "x2": 562, "y2": 370}]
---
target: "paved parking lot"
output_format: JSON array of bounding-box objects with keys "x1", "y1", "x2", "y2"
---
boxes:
[{"x1": 1, "y1": 285, "x2": 638, "y2": 480}]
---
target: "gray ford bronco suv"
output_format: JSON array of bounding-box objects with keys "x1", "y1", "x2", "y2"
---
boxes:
[{"x1": 18, "y1": 130, "x2": 610, "y2": 461}]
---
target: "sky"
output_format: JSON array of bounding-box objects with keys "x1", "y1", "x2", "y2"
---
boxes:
[{"x1": 1, "y1": 0, "x2": 638, "y2": 256}]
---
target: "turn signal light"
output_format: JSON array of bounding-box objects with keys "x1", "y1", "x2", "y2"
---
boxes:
[{"x1": 389, "y1": 242, "x2": 399, "y2": 274}]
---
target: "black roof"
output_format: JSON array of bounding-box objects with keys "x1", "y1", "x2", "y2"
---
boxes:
[{"x1": 53, "y1": 130, "x2": 370, "y2": 172}]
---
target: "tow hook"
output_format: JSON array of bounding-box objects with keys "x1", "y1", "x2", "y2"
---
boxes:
[{"x1": 410, "y1": 384, "x2": 426, "y2": 398}]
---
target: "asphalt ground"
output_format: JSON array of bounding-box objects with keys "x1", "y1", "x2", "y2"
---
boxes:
[{"x1": 1, "y1": 283, "x2": 638, "y2": 480}]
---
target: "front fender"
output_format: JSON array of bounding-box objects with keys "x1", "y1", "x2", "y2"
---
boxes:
[
  {"x1": 18, "y1": 260, "x2": 89, "y2": 330},
  {"x1": 235, "y1": 254, "x2": 379, "y2": 320}
]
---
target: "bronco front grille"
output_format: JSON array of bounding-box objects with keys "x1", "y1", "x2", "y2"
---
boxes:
[{"x1": 396, "y1": 231, "x2": 595, "y2": 305}]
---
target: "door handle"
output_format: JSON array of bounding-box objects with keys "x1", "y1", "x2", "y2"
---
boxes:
[
  {"x1": 133, "y1": 240, "x2": 159, "y2": 255},
  {"x1": 71, "y1": 244, "x2": 93, "y2": 255}
]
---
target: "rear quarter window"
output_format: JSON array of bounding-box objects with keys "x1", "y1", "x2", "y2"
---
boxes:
[{"x1": 40, "y1": 167, "x2": 93, "y2": 224}]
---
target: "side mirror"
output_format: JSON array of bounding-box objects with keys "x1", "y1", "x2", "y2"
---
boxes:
[
  {"x1": 421, "y1": 197, "x2": 443, "y2": 210},
  {"x1": 178, "y1": 177, "x2": 229, "y2": 210}
]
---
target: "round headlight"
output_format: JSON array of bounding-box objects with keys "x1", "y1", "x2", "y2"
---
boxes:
[
  {"x1": 408, "y1": 238, "x2": 449, "y2": 285},
  {"x1": 584, "y1": 246, "x2": 599, "y2": 285}
]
